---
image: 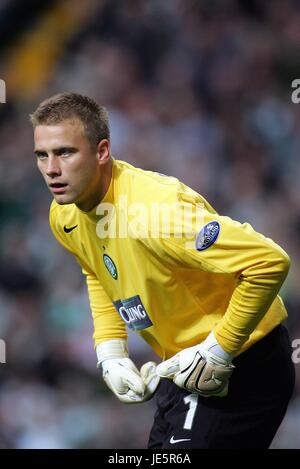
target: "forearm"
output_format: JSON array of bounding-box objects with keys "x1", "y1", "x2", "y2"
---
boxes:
[
  {"x1": 82, "y1": 268, "x2": 128, "y2": 346},
  {"x1": 215, "y1": 255, "x2": 290, "y2": 355}
]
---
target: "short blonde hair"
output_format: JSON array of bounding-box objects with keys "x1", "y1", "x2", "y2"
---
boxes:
[{"x1": 30, "y1": 92, "x2": 110, "y2": 148}]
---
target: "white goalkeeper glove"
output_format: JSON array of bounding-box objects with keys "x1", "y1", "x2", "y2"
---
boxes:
[
  {"x1": 96, "y1": 339, "x2": 160, "y2": 404},
  {"x1": 156, "y1": 331, "x2": 235, "y2": 397}
]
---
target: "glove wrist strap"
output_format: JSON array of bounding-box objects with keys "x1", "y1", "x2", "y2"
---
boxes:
[
  {"x1": 202, "y1": 331, "x2": 233, "y2": 363},
  {"x1": 96, "y1": 339, "x2": 129, "y2": 368}
]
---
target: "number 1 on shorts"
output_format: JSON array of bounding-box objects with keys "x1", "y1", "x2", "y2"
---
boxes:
[{"x1": 183, "y1": 394, "x2": 198, "y2": 430}]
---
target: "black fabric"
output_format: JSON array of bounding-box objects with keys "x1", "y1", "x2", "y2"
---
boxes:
[
  {"x1": 0, "y1": 0, "x2": 58, "y2": 56},
  {"x1": 148, "y1": 325, "x2": 295, "y2": 449}
]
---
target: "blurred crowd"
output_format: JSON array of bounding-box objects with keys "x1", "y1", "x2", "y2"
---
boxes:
[{"x1": 0, "y1": 0, "x2": 300, "y2": 448}]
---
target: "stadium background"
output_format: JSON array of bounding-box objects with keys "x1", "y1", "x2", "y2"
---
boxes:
[{"x1": 0, "y1": 0, "x2": 299, "y2": 448}]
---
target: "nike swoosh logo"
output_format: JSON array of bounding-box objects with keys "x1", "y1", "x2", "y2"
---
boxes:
[
  {"x1": 63, "y1": 225, "x2": 78, "y2": 233},
  {"x1": 170, "y1": 435, "x2": 191, "y2": 444}
]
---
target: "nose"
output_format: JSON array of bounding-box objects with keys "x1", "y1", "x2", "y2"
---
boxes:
[{"x1": 46, "y1": 155, "x2": 62, "y2": 178}]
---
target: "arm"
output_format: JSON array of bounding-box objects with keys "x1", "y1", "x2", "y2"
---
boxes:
[
  {"x1": 146, "y1": 198, "x2": 290, "y2": 355},
  {"x1": 49, "y1": 202, "x2": 159, "y2": 403},
  {"x1": 152, "y1": 195, "x2": 290, "y2": 395},
  {"x1": 166, "y1": 213, "x2": 290, "y2": 355},
  {"x1": 82, "y1": 266, "x2": 160, "y2": 404},
  {"x1": 49, "y1": 200, "x2": 127, "y2": 345}
]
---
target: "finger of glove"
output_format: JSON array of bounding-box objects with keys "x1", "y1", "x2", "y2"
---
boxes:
[
  {"x1": 105, "y1": 366, "x2": 145, "y2": 395},
  {"x1": 116, "y1": 389, "x2": 146, "y2": 404},
  {"x1": 140, "y1": 361, "x2": 157, "y2": 380},
  {"x1": 140, "y1": 362, "x2": 160, "y2": 394},
  {"x1": 120, "y1": 367, "x2": 145, "y2": 395},
  {"x1": 156, "y1": 355, "x2": 180, "y2": 378},
  {"x1": 118, "y1": 359, "x2": 146, "y2": 394},
  {"x1": 145, "y1": 375, "x2": 160, "y2": 395},
  {"x1": 140, "y1": 361, "x2": 159, "y2": 385},
  {"x1": 178, "y1": 346, "x2": 204, "y2": 371},
  {"x1": 129, "y1": 387, "x2": 157, "y2": 403}
]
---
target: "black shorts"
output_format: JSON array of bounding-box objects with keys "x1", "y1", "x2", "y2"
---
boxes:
[{"x1": 148, "y1": 325, "x2": 295, "y2": 449}]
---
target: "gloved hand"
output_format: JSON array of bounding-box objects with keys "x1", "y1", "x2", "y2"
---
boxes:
[
  {"x1": 156, "y1": 331, "x2": 235, "y2": 397},
  {"x1": 97, "y1": 339, "x2": 160, "y2": 404}
]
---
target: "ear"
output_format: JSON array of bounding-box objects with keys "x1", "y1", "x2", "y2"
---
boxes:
[{"x1": 97, "y1": 139, "x2": 110, "y2": 165}]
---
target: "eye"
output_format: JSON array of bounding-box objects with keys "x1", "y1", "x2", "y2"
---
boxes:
[
  {"x1": 59, "y1": 148, "x2": 76, "y2": 157},
  {"x1": 35, "y1": 152, "x2": 47, "y2": 160}
]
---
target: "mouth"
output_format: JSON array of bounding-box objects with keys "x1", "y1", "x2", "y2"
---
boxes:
[{"x1": 49, "y1": 182, "x2": 68, "y2": 194}]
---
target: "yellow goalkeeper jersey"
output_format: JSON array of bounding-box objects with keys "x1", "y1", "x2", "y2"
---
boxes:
[{"x1": 49, "y1": 159, "x2": 290, "y2": 358}]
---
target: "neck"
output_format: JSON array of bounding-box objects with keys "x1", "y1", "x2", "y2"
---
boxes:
[{"x1": 75, "y1": 159, "x2": 113, "y2": 212}]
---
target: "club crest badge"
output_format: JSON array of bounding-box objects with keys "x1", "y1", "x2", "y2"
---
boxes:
[{"x1": 196, "y1": 221, "x2": 220, "y2": 251}]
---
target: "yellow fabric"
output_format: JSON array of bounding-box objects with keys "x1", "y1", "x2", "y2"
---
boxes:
[{"x1": 49, "y1": 159, "x2": 290, "y2": 358}]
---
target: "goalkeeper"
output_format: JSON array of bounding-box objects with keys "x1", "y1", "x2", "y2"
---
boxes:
[{"x1": 30, "y1": 92, "x2": 295, "y2": 449}]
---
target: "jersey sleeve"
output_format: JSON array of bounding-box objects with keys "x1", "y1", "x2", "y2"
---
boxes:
[
  {"x1": 143, "y1": 192, "x2": 291, "y2": 355},
  {"x1": 78, "y1": 262, "x2": 128, "y2": 347},
  {"x1": 49, "y1": 201, "x2": 127, "y2": 347}
]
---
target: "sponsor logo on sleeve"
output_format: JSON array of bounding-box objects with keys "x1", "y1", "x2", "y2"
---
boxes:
[
  {"x1": 113, "y1": 295, "x2": 153, "y2": 331},
  {"x1": 195, "y1": 221, "x2": 220, "y2": 251}
]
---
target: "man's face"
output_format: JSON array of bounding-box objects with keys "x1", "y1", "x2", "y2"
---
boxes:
[{"x1": 34, "y1": 119, "x2": 105, "y2": 209}]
